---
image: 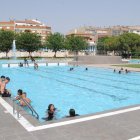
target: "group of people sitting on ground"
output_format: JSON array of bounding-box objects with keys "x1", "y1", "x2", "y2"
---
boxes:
[
  {"x1": 70, "y1": 67, "x2": 88, "y2": 71},
  {"x1": 42, "y1": 104, "x2": 79, "y2": 121},
  {"x1": 114, "y1": 68, "x2": 130, "y2": 74}
]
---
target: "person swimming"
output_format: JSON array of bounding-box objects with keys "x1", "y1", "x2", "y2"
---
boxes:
[
  {"x1": 34, "y1": 63, "x2": 38, "y2": 69},
  {"x1": 119, "y1": 71, "x2": 121, "y2": 74},
  {"x1": 121, "y1": 68, "x2": 124, "y2": 72},
  {"x1": 42, "y1": 104, "x2": 59, "y2": 121},
  {"x1": 70, "y1": 68, "x2": 74, "y2": 71},
  {"x1": 65, "y1": 109, "x2": 79, "y2": 118},
  {"x1": 85, "y1": 68, "x2": 88, "y2": 71},
  {"x1": 125, "y1": 69, "x2": 128, "y2": 73},
  {"x1": 20, "y1": 92, "x2": 31, "y2": 106},
  {"x1": 114, "y1": 69, "x2": 116, "y2": 73},
  {"x1": 19, "y1": 63, "x2": 23, "y2": 67}
]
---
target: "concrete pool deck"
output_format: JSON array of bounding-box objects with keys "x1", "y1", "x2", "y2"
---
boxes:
[{"x1": 1, "y1": 61, "x2": 140, "y2": 140}]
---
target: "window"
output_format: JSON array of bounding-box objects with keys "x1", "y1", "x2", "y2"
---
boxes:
[
  {"x1": 86, "y1": 30, "x2": 95, "y2": 34},
  {"x1": 0, "y1": 27, "x2": 2, "y2": 29},
  {"x1": 47, "y1": 31, "x2": 50, "y2": 33},
  {"x1": 112, "y1": 30, "x2": 120, "y2": 35},
  {"x1": 42, "y1": 37, "x2": 45, "y2": 39},
  {"x1": 15, "y1": 29, "x2": 20, "y2": 33},
  {"x1": 22, "y1": 30, "x2": 24, "y2": 33},
  {"x1": 32, "y1": 30, "x2": 35, "y2": 33},
  {"x1": 43, "y1": 31, "x2": 45, "y2": 33},
  {"x1": 7, "y1": 26, "x2": 10, "y2": 29}
]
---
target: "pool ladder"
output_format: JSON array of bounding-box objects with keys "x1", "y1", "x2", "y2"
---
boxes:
[{"x1": 13, "y1": 97, "x2": 39, "y2": 119}]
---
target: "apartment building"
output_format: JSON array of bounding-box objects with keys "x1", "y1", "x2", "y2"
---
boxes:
[
  {"x1": 105, "y1": 25, "x2": 140, "y2": 36},
  {"x1": 66, "y1": 26, "x2": 107, "y2": 51},
  {"x1": 0, "y1": 19, "x2": 51, "y2": 43}
]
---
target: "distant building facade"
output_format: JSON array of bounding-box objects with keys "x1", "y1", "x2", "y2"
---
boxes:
[
  {"x1": 105, "y1": 25, "x2": 140, "y2": 36},
  {"x1": 66, "y1": 26, "x2": 107, "y2": 52},
  {"x1": 0, "y1": 19, "x2": 51, "y2": 43}
]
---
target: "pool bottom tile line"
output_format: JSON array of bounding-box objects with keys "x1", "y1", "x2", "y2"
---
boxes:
[{"x1": 1, "y1": 97, "x2": 140, "y2": 132}]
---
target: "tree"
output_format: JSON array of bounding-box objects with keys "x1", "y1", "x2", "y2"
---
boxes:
[
  {"x1": 103, "y1": 36, "x2": 120, "y2": 52},
  {"x1": 97, "y1": 36, "x2": 109, "y2": 50},
  {"x1": 15, "y1": 32, "x2": 42, "y2": 56},
  {"x1": 0, "y1": 29, "x2": 14, "y2": 57},
  {"x1": 65, "y1": 34, "x2": 88, "y2": 55},
  {"x1": 46, "y1": 32, "x2": 65, "y2": 57},
  {"x1": 119, "y1": 33, "x2": 140, "y2": 56}
]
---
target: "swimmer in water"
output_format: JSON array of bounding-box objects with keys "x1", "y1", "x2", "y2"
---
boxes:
[
  {"x1": 85, "y1": 68, "x2": 88, "y2": 71},
  {"x1": 20, "y1": 92, "x2": 31, "y2": 106},
  {"x1": 19, "y1": 63, "x2": 23, "y2": 67},
  {"x1": 34, "y1": 63, "x2": 38, "y2": 69},
  {"x1": 42, "y1": 104, "x2": 59, "y2": 121},
  {"x1": 119, "y1": 71, "x2": 121, "y2": 74},
  {"x1": 63, "y1": 109, "x2": 79, "y2": 118},
  {"x1": 121, "y1": 68, "x2": 124, "y2": 72},
  {"x1": 70, "y1": 68, "x2": 74, "y2": 71},
  {"x1": 114, "y1": 69, "x2": 116, "y2": 73},
  {"x1": 125, "y1": 69, "x2": 128, "y2": 73}
]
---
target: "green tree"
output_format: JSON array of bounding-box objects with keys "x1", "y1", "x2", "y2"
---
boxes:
[
  {"x1": 119, "y1": 33, "x2": 140, "y2": 56},
  {"x1": 46, "y1": 32, "x2": 65, "y2": 57},
  {"x1": 0, "y1": 29, "x2": 14, "y2": 57},
  {"x1": 65, "y1": 34, "x2": 88, "y2": 54},
  {"x1": 97, "y1": 36, "x2": 109, "y2": 50},
  {"x1": 103, "y1": 36, "x2": 120, "y2": 52},
  {"x1": 15, "y1": 32, "x2": 42, "y2": 56}
]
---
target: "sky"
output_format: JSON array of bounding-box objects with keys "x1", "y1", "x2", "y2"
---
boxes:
[{"x1": 0, "y1": 0, "x2": 140, "y2": 34}]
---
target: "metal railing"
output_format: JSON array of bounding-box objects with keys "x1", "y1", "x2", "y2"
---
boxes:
[{"x1": 13, "y1": 97, "x2": 39, "y2": 119}]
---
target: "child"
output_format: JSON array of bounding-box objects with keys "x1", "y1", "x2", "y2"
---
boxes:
[
  {"x1": 42, "y1": 104, "x2": 59, "y2": 121},
  {"x1": 64, "y1": 109, "x2": 79, "y2": 118}
]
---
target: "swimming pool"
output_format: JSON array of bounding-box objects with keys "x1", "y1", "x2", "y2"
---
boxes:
[
  {"x1": 130, "y1": 60, "x2": 140, "y2": 63},
  {"x1": 1, "y1": 61, "x2": 140, "y2": 122}
]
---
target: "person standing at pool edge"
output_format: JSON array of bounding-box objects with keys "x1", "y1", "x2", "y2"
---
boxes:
[{"x1": 0, "y1": 77, "x2": 14, "y2": 97}]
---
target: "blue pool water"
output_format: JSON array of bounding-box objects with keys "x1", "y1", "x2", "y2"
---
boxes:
[
  {"x1": 1, "y1": 61, "x2": 140, "y2": 122},
  {"x1": 130, "y1": 60, "x2": 140, "y2": 63}
]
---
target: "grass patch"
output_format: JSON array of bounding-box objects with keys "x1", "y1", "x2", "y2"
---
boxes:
[
  {"x1": 132, "y1": 57, "x2": 140, "y2": 59},
  {"x1": 112, "y1": 64, "x2": 140, "y2": 68}
]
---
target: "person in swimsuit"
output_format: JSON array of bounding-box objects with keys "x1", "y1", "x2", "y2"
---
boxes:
[
  {"x1": 20, "y1": 92, "x2": 31, "y2": 106},
  {"x1": 0, "y1": 77, "x2": 15, "y2": 97},
  {"x1": 19, "y1": 63, "x2": 23, "y2": 67},
  {"x1": 0, "y1": 76, "x2": 5, "y2": 94},
  {"x1": 34, "y1": 63, "x2": 38, "y2": 69},
  {"x1": 120, "y1": 68, "x2": 124, "y2": 72},
  {"x1": 42, "y1": 104, "x2": 59, "y2": 121},
  {"x1": 13, "y1": 89, "x2": 23, "y2": 101},
  {"x1": 65, "y1": 109, "x2": 79, "y2": 118},
  {"x1": 85, "y1": 68, "x2": 88, "y2": 71}
]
